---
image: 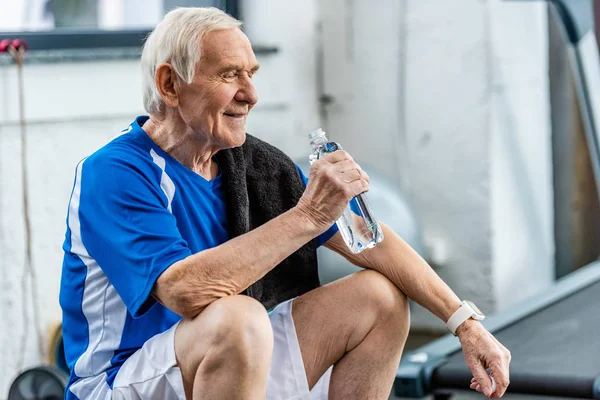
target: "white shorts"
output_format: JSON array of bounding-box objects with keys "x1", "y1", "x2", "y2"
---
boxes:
[{"x1": 112, "y1": 299, "x2": 332, "y2": 400}]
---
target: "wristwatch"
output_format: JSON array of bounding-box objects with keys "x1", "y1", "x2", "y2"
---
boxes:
[{"x1": 446, "y1": 300, "x2": 485, "y2": 335}]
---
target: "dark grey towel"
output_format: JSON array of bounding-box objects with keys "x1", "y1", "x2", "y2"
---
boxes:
[{"x1": 215, "y1": 134, "x2": 320, "y2": 310}]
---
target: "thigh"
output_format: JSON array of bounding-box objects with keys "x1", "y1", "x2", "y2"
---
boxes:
[
  {"x1": 173, "y1": 295, "x2": 273, "y2": 399},
  {"x1": 292, "y1": 269, "x2": 405, "y2": 389},
  {"x1": 112, "y1": 322, "x2": 185, "y2": 400}
]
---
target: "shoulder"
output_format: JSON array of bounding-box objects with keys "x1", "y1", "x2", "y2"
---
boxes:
[{"x1": 80, "y1": 134, "x2": 161, "y2": 189}]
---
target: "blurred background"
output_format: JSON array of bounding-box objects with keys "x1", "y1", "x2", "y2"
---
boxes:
[{"x1": 0, "y1": 0, "x2": 599, "y2": 398}]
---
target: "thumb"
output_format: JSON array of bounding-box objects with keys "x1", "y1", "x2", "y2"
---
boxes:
[{"x1": 471, "y1": 362, "x2": 494, "y2": 397}]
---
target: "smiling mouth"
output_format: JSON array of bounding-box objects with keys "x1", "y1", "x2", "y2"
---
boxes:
[{"x1": 224, "y1": 112, "x2": 246, "y2": 118}]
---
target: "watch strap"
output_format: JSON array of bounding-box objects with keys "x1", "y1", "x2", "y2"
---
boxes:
[{"x1": 447, "y1": 300, "x2": 476, "y2": 335}]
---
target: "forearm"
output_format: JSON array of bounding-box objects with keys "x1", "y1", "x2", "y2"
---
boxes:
[
  {"x1": 326, "y1": 223, "x2": 461, "y2": 322},
  {"x1": 371, "y1": 224, "x2": 461, "y2": 322},
  {"x1": 155, "y1": 206, "x2": 321, "y2": 318}
]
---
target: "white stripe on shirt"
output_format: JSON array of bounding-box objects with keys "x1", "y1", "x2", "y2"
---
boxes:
[
  {"x1": 150, "y1": 149, "x2": 176, "y2": 213},
  {"x1": 69, "y1": 158, "x2": 128, "y2": 394}
]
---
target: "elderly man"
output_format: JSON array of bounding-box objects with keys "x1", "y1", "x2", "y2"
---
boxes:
[{"x1": 59, "y1": 6, "x2": 510, "y2": 400}]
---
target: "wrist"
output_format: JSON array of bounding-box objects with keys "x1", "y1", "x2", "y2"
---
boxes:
[
  {"x1": 446, "y1": 300, "x2": 486, "y2": 335},
  {"x1": 455, "y1": 317, "x2": 482, "y2": 337},
  {"x1": 442, "y1": 299, "x2": 463, "y2": 323},
  {"x1": 289, "y1": 204, "x2": 327, "y2": 237},
  {"x1": 293, "y1": 199, "x2": 332, "y2": 234}
]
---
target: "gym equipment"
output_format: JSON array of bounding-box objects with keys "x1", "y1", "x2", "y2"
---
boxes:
[
  {"x1": 395, "y1": 261, "x2": 600, "y2": 399},
  {"x1": 295, "y1": 160, "x2": 426, "y2": 284},
  {"x1": 8, "y1": 365, "x2": 69, "y2": 400},
  {"x1": 394, "y1": 0, "x2": 600, "y2": 398}
]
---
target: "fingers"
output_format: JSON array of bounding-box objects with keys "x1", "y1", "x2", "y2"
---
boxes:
[
  {"x1": 486, "y1": 342, "x2": 511, "y2": 398},
  {"x1": 322, "y1": 149, "x2": 353, "y2": 164},
  {"x1": 471, "y1": 374, "x2": 497, "y2": 395},
  {"x1": 330, "y1": 161, "x2": 369, "y2": 196},
  {"x1": 488, "y1": 356, "x2": 510, "y2": 397},
  {"x1": 469, "y1": 359, "x2": 510, "y2": 398},
  {"x1": 301, "y1": 149, "x2": 370, "y2": 228},
  {"x1": 460, "y1": 324, "x2": 511, "y2": 398},
  {"x1": 341, "y1": 168, "x2": 361, "y2": 183},
  {"x1": 345, "y1": 176, "x2": 369, "y2": 197},
  {"x1": 469, "y1": 362, "x2": 495, "y2": 397},
  {"x1": 470, "y1": 377, "x2": 481, "y2": 393},
  {"x1": 332, "y1": 161, "x2": 369, "y2": 184},
  {"x1": 311, "y1": 151, "x2": 369, "y2": 188}
]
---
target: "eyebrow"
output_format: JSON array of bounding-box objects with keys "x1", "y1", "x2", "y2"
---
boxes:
[{"x1": 217, "y1": 63, "x2": 260, "y2": 74}]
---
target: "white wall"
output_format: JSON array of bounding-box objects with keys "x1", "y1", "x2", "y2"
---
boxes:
[
  {"x1": 402, "y1": 0, "x2": 496, "y2": 328},
  {"x1": 490, "y1": 1, "x2": 554, "y2": 309},
  {"x1": 241, "y1": 0, "x2": 322, "y2": 160},
  {"x1": 318, "y1": 0, "x2": 409, "y2": 189},
  {"x1": 0, "y1": 0, "x2": 53, "y2": 31},
  {"x1": 98, "y1": 0, "x2": 164, "y2": 29},
  {"x1": 319, "y1": 0, "x2": 553, "y2": 330}
]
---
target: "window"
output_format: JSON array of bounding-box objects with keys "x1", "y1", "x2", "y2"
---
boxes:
[{"x1": 0, "y1": 0, "x2": 238, "y2": 50}]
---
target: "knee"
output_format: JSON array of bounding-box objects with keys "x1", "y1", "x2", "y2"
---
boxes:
[
  {"x1": 354, "y1": 270, "x2": 410, "y2": 334},
  {"x1": 208, "y1": 295, "x2": 273, "y2": 358},
  {"x1": 186, "y1": 295, "x2": 274, "y2": 369}
]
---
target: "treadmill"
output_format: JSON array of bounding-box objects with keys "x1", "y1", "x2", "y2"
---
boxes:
[{"x1": 394, "y1": 0, "x2": 600, "y2": 398}]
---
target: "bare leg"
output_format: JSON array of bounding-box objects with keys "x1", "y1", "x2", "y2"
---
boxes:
[
  {"x1": 174, "y1": 295, "x2": 274, "y2": 400},
  {"x1": 293, "y1": 269, "x2": 410, "y2": 399}
]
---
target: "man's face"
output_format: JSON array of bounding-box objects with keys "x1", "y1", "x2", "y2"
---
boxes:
[{"x1": 178, "y1": 28, "x2": 259, "y2": 148}]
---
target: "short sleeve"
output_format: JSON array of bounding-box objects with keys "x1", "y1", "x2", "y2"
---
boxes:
[
  {"x1": 76, "y1": 152, "x2": 192, "y2": 318},
  {"x1": 295, "y1": 165, "x2": 339, "y2": 247}
]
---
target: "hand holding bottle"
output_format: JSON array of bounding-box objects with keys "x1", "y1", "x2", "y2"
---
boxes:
[
  {"x1": 306, "y1": 128, "x2": 384, "y2": 253},
  {"x1": 296, "y1": 150, "x2": 370, "y2": 233}
]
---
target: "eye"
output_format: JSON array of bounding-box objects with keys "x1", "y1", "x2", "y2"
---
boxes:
[{"x1": 222, "y1": 71, "x2": 237, "y2": 81}]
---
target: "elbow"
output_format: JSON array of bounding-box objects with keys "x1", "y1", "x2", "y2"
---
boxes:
[
  {"x1": 155, "y1": 282, "x2": 238, "y2": 320},
  {"x1": 154, "y1": 260, "x2": 240, "y2": 319},
  {"x1": 174, "y1": 298, "x2": 208, "y2": 320},
  {"x1": 169, "y1": 288, "x2": 235, "y2": 319},
  {"x1": 152, "y1": 287, "x2": 205, "y2": 319}
]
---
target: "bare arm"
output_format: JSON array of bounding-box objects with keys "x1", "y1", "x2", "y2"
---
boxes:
[
  {"x1": 153, "y1": 207, "x2": 319, "y2": 318},
  {"x1": 153, "y1": 150, "x2": 369, "y2": 319},
  {"x1": 324, "y1": 223, "x2": 461, "y2": 322},
  {"x1": 325, "y1": 223, "x2": 511, "y2": 397}
]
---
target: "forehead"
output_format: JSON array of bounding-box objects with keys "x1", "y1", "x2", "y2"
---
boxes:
[{"x1": 199, "y1": 28, "x2": 257, "y2": 69}]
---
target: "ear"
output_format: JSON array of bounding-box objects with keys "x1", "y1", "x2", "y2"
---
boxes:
[{"x1": 155, "y1": 63, "x2": 180, "y2": 108}]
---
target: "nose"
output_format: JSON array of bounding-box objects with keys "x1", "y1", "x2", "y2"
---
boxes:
[{"x1": 234, "y1": 73, "x2": 258, "y2": 106}]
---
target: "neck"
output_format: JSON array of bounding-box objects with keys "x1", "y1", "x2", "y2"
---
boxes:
[{"x1": 143, "y1": 115, "x2": 219, "y2": 180}]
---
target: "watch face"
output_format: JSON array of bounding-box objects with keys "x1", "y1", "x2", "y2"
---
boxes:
[{"x1": 466, "y1": 301, "x2": 485, "y2": 318}]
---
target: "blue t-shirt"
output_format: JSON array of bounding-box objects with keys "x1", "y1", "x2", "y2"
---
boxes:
[{"x1": 59, "y1": 116, "x2": 337, "y2": 399}]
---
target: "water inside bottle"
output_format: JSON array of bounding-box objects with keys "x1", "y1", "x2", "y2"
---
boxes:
[{"x1": 308, "y1": 130, "x2": 384, "y2": 253}]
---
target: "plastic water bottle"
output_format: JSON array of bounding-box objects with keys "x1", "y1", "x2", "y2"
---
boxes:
[{"x1": 308, "y1": 128, "x2": 384, "y2": 253}]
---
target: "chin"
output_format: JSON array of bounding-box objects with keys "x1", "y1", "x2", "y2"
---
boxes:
[{"x1": 226, "y1": 130, "x2": 247, "y2": 148}]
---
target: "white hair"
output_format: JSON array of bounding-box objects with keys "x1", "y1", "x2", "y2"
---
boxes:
[{"x1": 141, "y1": 7, "x2": 242, "y2": 114}]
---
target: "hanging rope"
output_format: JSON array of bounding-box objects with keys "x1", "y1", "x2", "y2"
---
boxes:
[{"x1": 1, "y1": 38, "x2": 45, "y2": 371}]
